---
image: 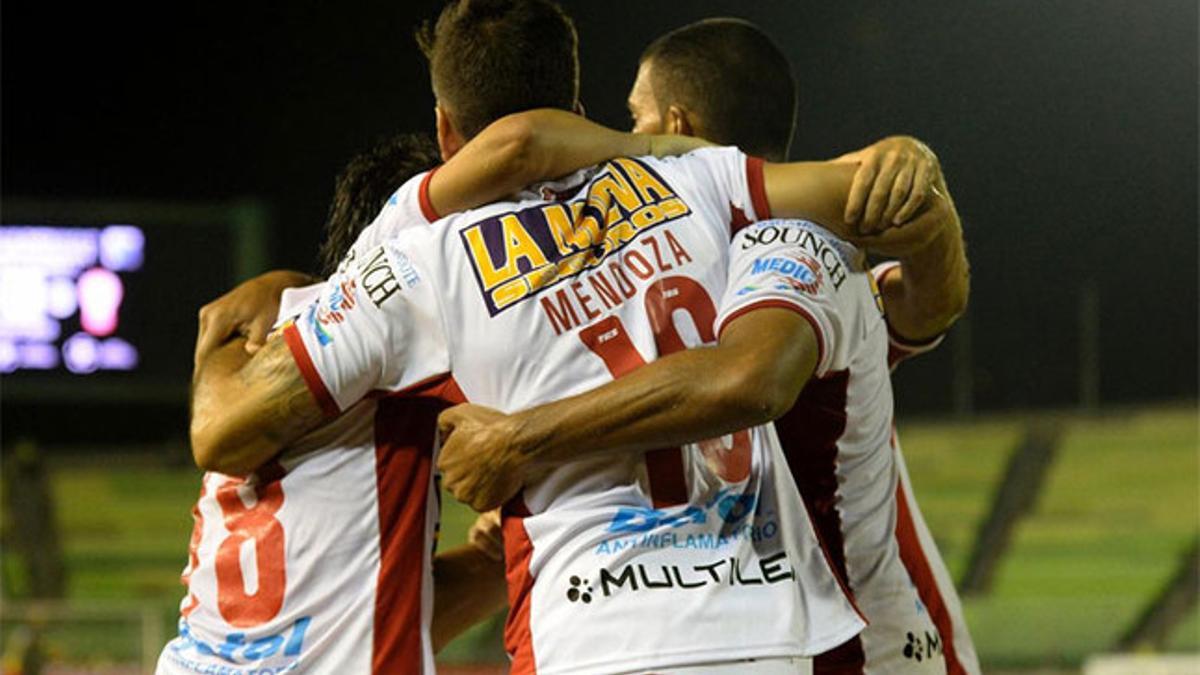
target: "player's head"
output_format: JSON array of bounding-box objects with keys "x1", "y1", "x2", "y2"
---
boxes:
[
  {"x1": 417, "y1": 0, "x2": 580, "y2": 160},
  {"x1": 317, "y1": 133, "x2": 441, "y2": 276},
  {"x1": 629, "y1": 18, "x2": 796, "y2": 161}
]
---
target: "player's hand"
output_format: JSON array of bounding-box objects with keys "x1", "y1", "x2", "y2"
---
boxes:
[
  {"x1": 853, "y1": 183, "x2": 955, "y2": 258},
  {"x1": 467, "y1": 509, "x2": 505, "y2": 562},
  {"x1": 834, "y1": 136, "x2": 939, "y2": 233},
  {"x1": 194, "y1": 269, "x2": 313, "y2": 369},
  {"x1": 437, "y1": 404, "x2": 528, "y2": 512}
]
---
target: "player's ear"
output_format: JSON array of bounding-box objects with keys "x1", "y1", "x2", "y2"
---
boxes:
[
  {"x1": 435, "y1": 105, "x2": 464, "y2": 161},
  {"x1": 665, "y1": 104, "x2": 694, "y2": 138}
]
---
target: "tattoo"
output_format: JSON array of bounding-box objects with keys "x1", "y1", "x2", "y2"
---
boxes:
[{"x1": 236, "y1": 337, "x2": 325, "y2": 446}]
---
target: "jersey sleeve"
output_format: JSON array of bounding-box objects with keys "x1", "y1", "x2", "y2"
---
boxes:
[
  {"x1": 871, "y1": 261, "x2": 945, "y2": 370},
  {"x1": 646, "y1": 146, "x2": 771, "y2": 238},
  {"x1": 716, "y1": 220, "x2": 849, "y2": 377},
  {"x1": 272, "y1": 282, "x2": 325, "y2": 329},
  {"x1": 280, "y1": 238, "x2": 450, "y2": 414}
]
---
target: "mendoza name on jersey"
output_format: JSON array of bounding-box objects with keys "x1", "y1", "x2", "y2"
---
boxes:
[{"x1": 460, "y1": 158, "x2": 692, "y2": 321}]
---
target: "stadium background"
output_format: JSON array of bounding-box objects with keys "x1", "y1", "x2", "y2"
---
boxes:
[{"x1": 1, "y1": 0, "x2": 1196, "y2": 672}]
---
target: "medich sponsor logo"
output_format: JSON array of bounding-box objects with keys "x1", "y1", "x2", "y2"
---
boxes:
[
  {"x1": 750, "y1": 253, "x2": 823, "y2": 295},
  {"x1": 740, "y1": 222, "x2": 848, "y2": 290},
  {"x1": 357, "y1": 246, "x2": 401, "y2": 307}
]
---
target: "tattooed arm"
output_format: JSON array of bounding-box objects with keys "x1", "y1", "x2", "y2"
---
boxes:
[{"x1": 190, "y1": 335, "x2": 325, "y2": 475}]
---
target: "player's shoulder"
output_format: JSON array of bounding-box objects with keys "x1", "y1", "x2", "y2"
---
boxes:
[
  {"x1": 734, "y1": 218, "x2": 851, "y2": 255},
  {"x1": 636, "y1": 145, "x2": 746, "y2": 172},
  {"x1": 732, "y1": 219, "x2": 863, "y2": 296}
]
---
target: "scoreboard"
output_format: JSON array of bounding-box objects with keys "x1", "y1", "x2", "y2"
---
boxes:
[{"x1": 1, "y1": 200, "x2": 267, "y2": 418}]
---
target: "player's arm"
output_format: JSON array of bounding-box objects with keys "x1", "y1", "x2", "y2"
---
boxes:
[
  {"x1": 194, "y1": 270, "x2": 318, "y2": 365},
  {"x1": 427, "y1": 108, "x2": 710, "y2": 217},
  {"x1": 190, "y1": 334, "x2": 324, "y2": 476},
  {"x1": 431, "y1": 512, "x2": 508, "y2": 652},
  {"x1": 873, "y1": 171, "x2": 969, "y2": 343},
  {"x1": 437, "y1": 309, "x2": 818, "y2": 511},
  {"x1": 832, "y1": 135, "x2": 941, "y2": 230}
]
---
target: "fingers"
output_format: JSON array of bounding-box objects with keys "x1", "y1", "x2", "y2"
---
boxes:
[
  {"x1": 859, "y1": 189, "x2": 947, "y2": 257},
  {"x1": 468, "y1": 510, "x2": 505, "y2": 561},
  {"x1": 244, "y1": 315, "x2": 275, "y2": 353},
  {"x1": 194, "y1": 304, "x2": 230, "y2": 369},
  {"x1": 862, "y1": 152, "x2": 901, "y2": 231},
  {"x1": 894, "y1": 159, "x2": 933, "y2": 224},
  {"x1": 843, "y1": 154, "x2": 878, "y2": 226},
  {"x1": 830, "y1": 149, "x2": 864, "y2": 164},
  {"x1": 882, "y1": 163, "x2": 915, "y2": 226},
  {"x1": 437, "y1": 406, "x2": 463, "y2": 438}
]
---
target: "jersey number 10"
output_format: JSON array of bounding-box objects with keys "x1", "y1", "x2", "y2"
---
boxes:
[{"x1": 578, "y1": 275, "x2": 751, "y2": 506}]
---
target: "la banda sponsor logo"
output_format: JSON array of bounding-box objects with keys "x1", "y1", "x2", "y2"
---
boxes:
[
  {"x1": 460, "y1": 158, "x2": 692, "y2": 316},
  {"x1": 565, "y1": 551, "x2": 796, "y2": 604}
]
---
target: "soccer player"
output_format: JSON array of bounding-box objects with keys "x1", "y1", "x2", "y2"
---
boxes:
[
  {"x1": 629, "y1": 19, "x2": 979, "y2": 674},
  {"x1": 438, "y1": 17, "x2": 980, "y2": 675},
  {"x1": 170, "y1": 118, "x2": 704, "y2": 673},
  {"x1": 189, "y1": 3, "x2": 947, "y2": 673},
  {"x1": 190, "y1": 146, "x2": 937, "y2": 673},
  {"x1": 163, "y1": 133, "x2": 506, "y2": 674}
]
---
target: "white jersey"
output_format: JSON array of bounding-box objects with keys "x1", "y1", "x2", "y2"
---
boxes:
[
  {"x1": 718, "y1": 222, "x2": 980, "y2": 675},
  {"x1": 282, "y1": 147, "x2": 864, "y2": 675},
  {"x1": 158, "y1": 182, "x2": 443, "y2": 675},
  {"x1": 876, "y1": 261, "x2": 981, "y2": 675}
]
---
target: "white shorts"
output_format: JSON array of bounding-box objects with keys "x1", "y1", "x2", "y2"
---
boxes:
[{"x1": 638, "y1": 657, "x2": 813, "y2": 674}]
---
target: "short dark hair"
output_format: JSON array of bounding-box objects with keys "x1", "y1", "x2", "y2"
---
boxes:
[
  {"x1": 641, "y1": 18, "x2": 797, "y2": 161},
  {"x1": 317, "y1": 133, "x2": 441, "y2": 276},
  {"x1": 416, "y1": 0, "x2": 580, "y2": 140}
]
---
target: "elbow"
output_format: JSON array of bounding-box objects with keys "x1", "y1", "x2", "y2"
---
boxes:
[
  {"x1": 189, "y1": 424, "x2": 259, "y2": 476},
  {"x1": 190, "y1": 431, "x2": 224, "y2": 474},
  {"x1": 716, "y1": 362, "x2": 801, "y2": 427},
  {"x1": 191, "y1": 431, "x2": 233, "y2": 475},
  {"x1": 491, "y1": 112, "x2": 542, "y2": 181}
]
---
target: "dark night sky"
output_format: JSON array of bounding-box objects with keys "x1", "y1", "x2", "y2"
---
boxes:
[{"x1": 3, "y1": 0, "x2": 1197, "y2": 413}]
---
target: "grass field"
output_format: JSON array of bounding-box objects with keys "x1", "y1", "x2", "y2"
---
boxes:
[{"x1": 2, "y1": 404, "x2": 1196, "y2": 670}]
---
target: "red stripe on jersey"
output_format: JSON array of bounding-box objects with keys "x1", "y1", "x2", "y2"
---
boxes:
[
  {"x1": 371, "y1": 384, "x2": 462, "y2": 674},
  {"x1": 746, "y1": 156, "x2": 771, "y2": 221},
  {"x1": 418, "y1": 167, "x2": 441, "y2": 222},
  {"x1": 730, "y1": 205, "x2": 753, "y2": 238},
  {"x1": 645, "y1": 448, "x2": 688, "y2": 508},
  {"x1": 282, "y1": 322, "x2": 340, "y2": 417},
  {"x1": 773, "y1": 369, "x2": 866, "y2": 675},
  {"x1": 502, "y1": 497, "x2": 538, "y2": 674},
  {"x1": 180, "y1": 479, "x2": 208, "y2": 617},
  {"x1": 383, "y1": 371, "x2": 466, "y2": 402},
  {"x1": 718, "y1": 299, "x2": 827, "y2": 372},
  {"x1": 895, "y1": 480, "x2": 967, "y2": 675}
]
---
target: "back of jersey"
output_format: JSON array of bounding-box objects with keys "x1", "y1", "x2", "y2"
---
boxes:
[{"x1": 283, "y1": 147, "x2": 864, "y2": 674}]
